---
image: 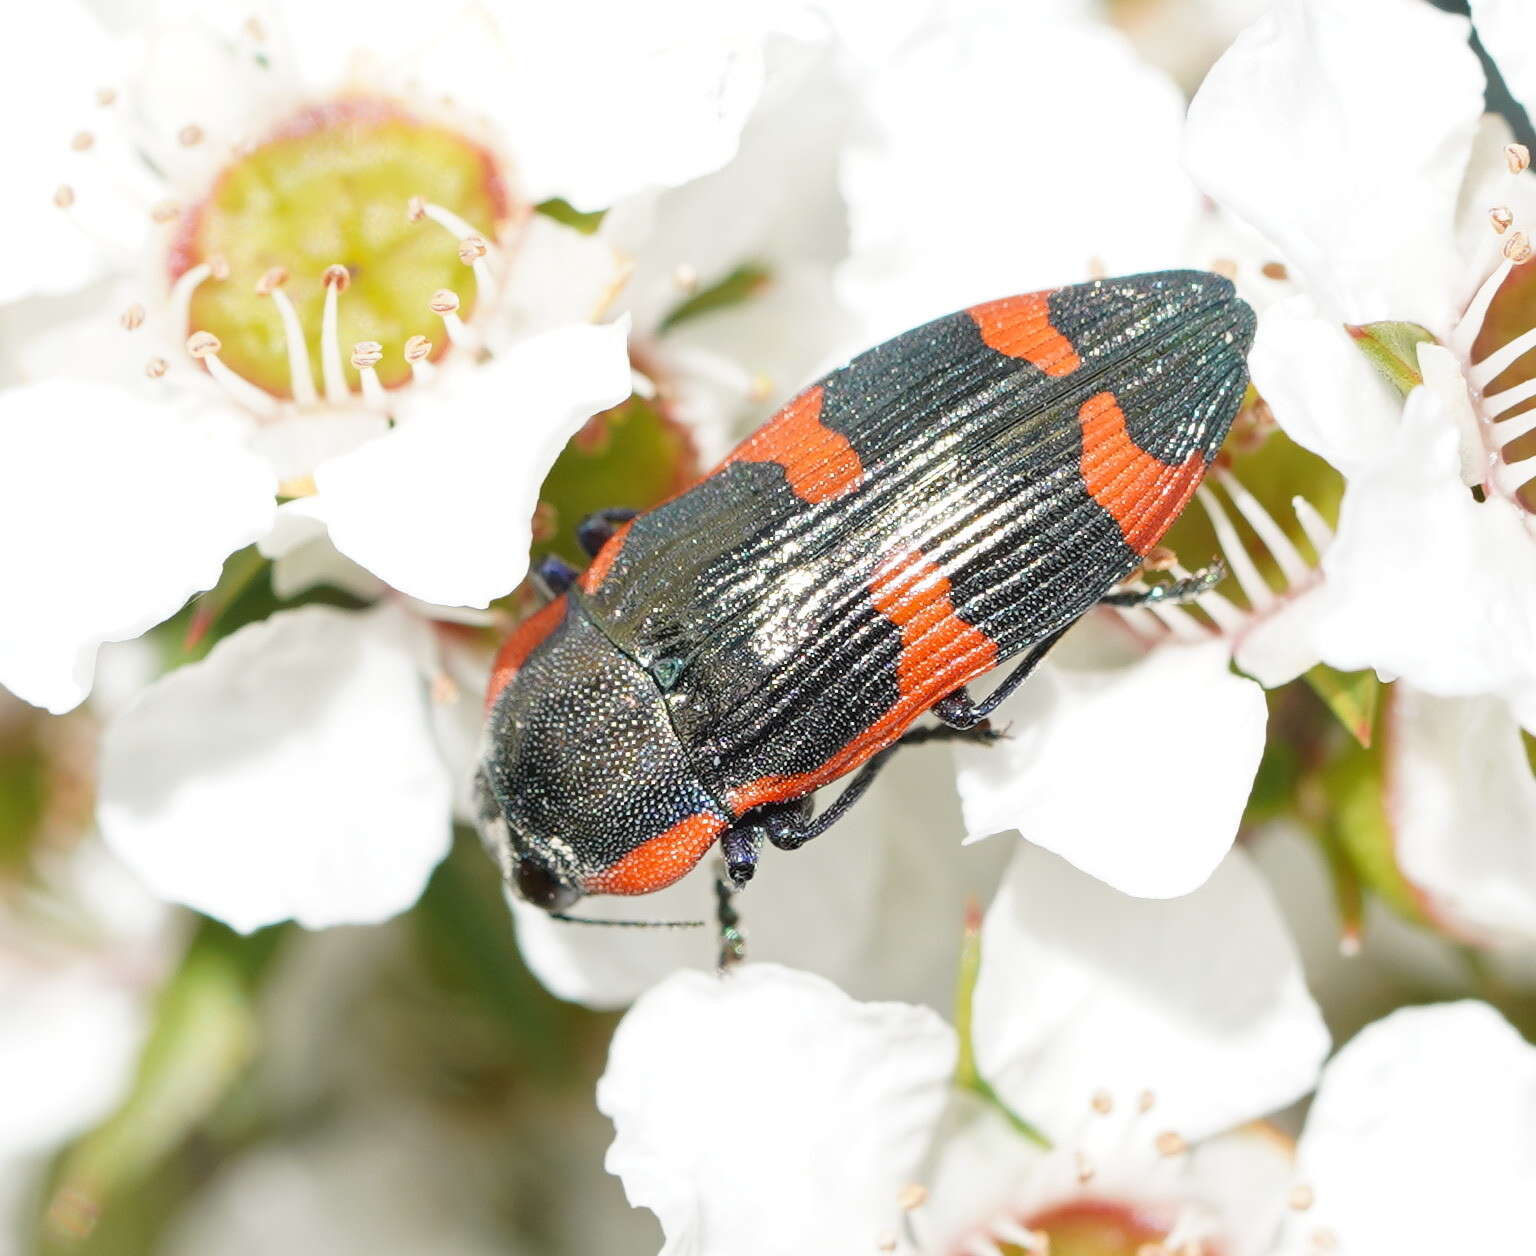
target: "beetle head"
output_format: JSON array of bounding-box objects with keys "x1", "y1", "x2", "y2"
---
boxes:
[{"x1": 476, "y1": 604, "x2": 728, "y2": 911}]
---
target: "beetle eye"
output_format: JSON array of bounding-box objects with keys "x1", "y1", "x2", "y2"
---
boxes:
[{"x1": 512, "y1": 855, "x2": 582, "y2": 913}]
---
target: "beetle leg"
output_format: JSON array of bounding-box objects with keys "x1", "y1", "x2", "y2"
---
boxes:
[
  {"x1": 721, "y1": 827, "x2": 763, "y2": 888},
  {"x1": 576, "y1": 507, "x2": 640, "y2": 557},
  {"x1": 764, "y1": 724, "x2": 998, "y2": 853},
  {"x1": 1100, "y1": 559, "x2": 1225, "y2": 608},
  {"x1": 932, "y1": 624, "x2": 1072, "y2": 730},
  {"x1": 533, "y1": 554, "x2": 581, "y2": 597}
]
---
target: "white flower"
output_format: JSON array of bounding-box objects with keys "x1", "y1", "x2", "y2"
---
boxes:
[
  {"x1": 97, "y1": 601, "x2": 461, "y2": 931},
  {"x1": 1185, "y1": 0, "x2": 1536, "y2": 728},
  {"x1": 599, "y1": 841, "x2": 1330, "y2": 1255},
  {"x1": 2, "y1": 0, "x2": 787, "y2": 713}
]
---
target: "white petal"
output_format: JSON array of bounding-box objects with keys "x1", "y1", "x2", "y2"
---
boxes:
[
  {"x1": 1232, "y1": 581, "x2": 1327, "y2": 689},
  {"x1": 494, "y1": 1, "x2": 770, "y2": 208},
  {"x1": 247, "y1": 411, "x2": 388, "y2": 485},
  {"x1": 1386, "y1": 688, "x2": 1536, "y2": 946},
  {"x1": 953, "y1": 643, "x2": 1267, "y2": 898},
  {"x1": 0, "y1": 0, "x2": 133, "y2": 303},
  {"x1": 1184, "y1": 0, "x2": 1483, "y2": 332},
  {"x1": 974, "y1": 843, "x2": 1329, "y2": 1145},
  {"x1": 258, "y1": 499, "x2": 386, "y2": 602},
  {"x1": 1289, "y1": 1001, "x2": 1536, "y2": 1252},
  {"x1": 1247, "y1": 295, "x2": 1402, "y2": 477},
  {"x1": 598, "y1": 964, "x2": 954, "y2": 1256},
  {"x1": 512, "y1": 745, "x2": 1008, "y2": 1011},
  {"x1": 492, "y1": 215, "x2": 626, "y2": 344},
  {"x1": 1469, "y1": 0, "x2": 1536, "y2": 135},
  {"x1": 1315, "y1": 384, "x2": 1536, "y2": 705},
  {"x1": 841, "y1": 13, "x2": 1198, "y2": 338},
  {"x1": 314, "y1": 320, "x2": 632, "y2": 607},
  {"x1": 98, "y1": 603, "x2": 452, "y2": 931},
  {"x1": 0, "y1": 380, "x2": 276, "y2": 713}
]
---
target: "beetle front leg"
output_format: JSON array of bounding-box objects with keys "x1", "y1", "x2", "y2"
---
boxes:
[
  {"x1": 1100, "y1": 558, "x2": 1225, "y2": 609},
  {"x1": 576, "y1": 507, "x2": 640, "y2": 557}
]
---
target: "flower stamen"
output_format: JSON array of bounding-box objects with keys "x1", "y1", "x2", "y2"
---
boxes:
[
  {"x1": 1471, "y1": 319, "x2": 1536, "y2": 389},
  {"x1": 1196, "y1": 486, "x2": 1275, "y2": 610},
  {"x1": 256, "y1": 266, "x2": 319, "y2": 406},
  {"x1": 170, "y1": 257, "x2": 227, "y2": 344},
  {"x1": 321, "y1": 264, "x2": 351, "y2": 403},
  {"x1": 187, "y1": 331, "x2": 279, "y2": 416},
  {"x1": 404, "y1": 334, "x2": 436, "y2": 384},
  {"x1": 429, "y1": 288, "x2": 473, "y2": 346},
  {"x1": 1215, "y1": 468, "x2": 1311, "y2": 585},
  {"x1": 351, "y1": 341, "x2": 386, "y2": 408}
]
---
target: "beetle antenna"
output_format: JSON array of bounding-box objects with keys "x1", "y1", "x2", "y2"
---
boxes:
[{"x1": 550, "y1": 913, "x2": 705, "y2": 929}]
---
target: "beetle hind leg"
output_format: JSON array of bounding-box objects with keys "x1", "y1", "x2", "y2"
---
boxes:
[
  {"x1": 1100, "y1": 558, "x2": 1225, "y2": 608},
  {"x1": 933, "y1": 624, "x2": 1071, "y2": 729}
]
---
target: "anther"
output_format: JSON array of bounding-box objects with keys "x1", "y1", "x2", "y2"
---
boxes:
[
  {"x1": 186, "y1": 330, "x2": 222, "y2": 359},
  {"x1": 1504, "y1": 231, "x2": 1532, "y2": 264},
  {"x1": 150, "y1": 200, "x2": 180, "y2": 223},
  {"x1": 95, "y1": 87, "x2": 117, "y2": 107},
  {"x1": 120, "y1": 304, "x2": 146, "y2": 331},
  {"x1": 429, "y1": 289, "x2": 460, "y2": 315},
  {"x1": 1154, "y1": 1130, "x2": 1187, "y2": 1157},
  {"x1": 352, "y1": 341, "x2": 387, "y2": 408},
  {"x1": 1137, "y1": 1090, "x2": 1156, "y2": 1114},
  {"x1": 1091, "y1": 1089, "x2": 1114, "y2": 1115},
  {"x1": 673, "y1": 262, "x2": 699, "y2": 293},
  {"x1": 1074, "y1": 1150, "x2": 1095, "y2": 1184},
  {"x1": 1311, "y1": 1229, "x2": 1338, "y2": 1251},
  {"x1": 430, "y1": 288, "x2": 473, "y2": 347},
  {"x1": 404, "y1": 334, "x2": 433, "y2": 363},
  {"x1": 145, "y1": 357, "x2": 167, "y2": 378},
  {"x1": 458, "y1": 235, "x2": 489, "y2": 264},
  {"x1": 54, "y1": 185, "x2": 75, "y2": 209},
  {"x1": 178, "y1": 124, "x2": 204, "y2": 147},
  {"x1": 70, "y1": 131, "x2": 94, "y2": 152},
  {"x1": 1261, "y1": 260, "x2": 1289, "y2": 281},
  {"x1": 1289, "y1": 1185, "x2": 1315, "y2": 1212},
  {"x1": 207, "y1": 254, "x2": 230, "y2": 281},
  {"x1": 407, "y1": 195, "x2": 426, "y2": 222},
  {"x1": 431, "y1": 672, "x2": 461, "y2": 706},
  {"x1": 243, "y1": 15, "x2": 266, "y2": 40},
  {"x1": 1142, "y1": 546, "x2": 1177, "y2": 573},
  {"x1": 255, "y1": 266, "x2": 289, "y2": 295},
  {"x1": 1491, "y1": 206, "x2": 1514, "y2": 234},
  {"x1": 1507, "y1": 143, "x2": 1530, "y2": 174},
  {"x1": 896, "y1": 1184, "x2": 927, "y2": 1211},
  {"x1": 1210, "y1": 257, "x2": 1237, "y2": 279},
  {"x1": 323, "y1": 264, "x2": 351, "y2": 292}
]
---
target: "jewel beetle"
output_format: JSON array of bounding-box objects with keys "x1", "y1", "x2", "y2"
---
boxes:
[{"x1": 474, "y1": 270, "x2": 1256, "y2": 916}]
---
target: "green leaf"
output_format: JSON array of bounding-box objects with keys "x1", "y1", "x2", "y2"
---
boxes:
[
  {"x1": 534, "y1": 197, "x2": 606, "y2": 235},
  {"x1": 1304, "y1": 663, "x2": 1381, "y2": 747},
  {"x1": 659, "y1": 263, "x2": 771, "y2": 333},
  {"x1": 1346, "y1": 320, "x2": 1437, "y2": 397}
]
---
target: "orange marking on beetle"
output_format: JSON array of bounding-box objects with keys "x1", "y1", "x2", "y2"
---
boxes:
[
  {"x1": 485, "y1": 595, "x2": 567, "y2": 712},
  {"x1": 722, "y1": 384, "x2": 863, "y2": 503},
  {"x1": 968, "y1": 292, "x2": 1082, "y2": 377},
  {"x1": 586, "y1": 810, "x2": 729, "y2": 895},
  {"x1": 726, "y1": 550, "x2": 998, "y2": 815},
  {"x1": 1078, "y1": 390, "x2": 1205, "y2": 557},
  {"x1": 577, "y1": 518, "x2": 635, "y2": 593}
]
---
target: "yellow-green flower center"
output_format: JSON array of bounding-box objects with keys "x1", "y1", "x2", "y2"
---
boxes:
[
  {"x1": 171, "y1": 99, "x2": 507, "y2": 397},
  {"x1": 1005, "y1": 1200, "x2": 1176, "y2": 1256}
]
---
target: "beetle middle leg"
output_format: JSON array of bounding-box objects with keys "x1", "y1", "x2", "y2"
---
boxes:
[
  {"x1": 755, "y1": 724, "x2": 999, "y2": 854},
  {"x1": 933, "y1": 624, "x2": 1072, "y2": 731}
]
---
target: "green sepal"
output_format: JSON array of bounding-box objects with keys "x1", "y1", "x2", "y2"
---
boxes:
[
  {"x1": 1304, "y1": 663, "x2": 1381, "y2": 747},
  {"x1": 40, "y1": 920, "x2": 287, "y2": 1250},
  {"x1": 953, "y1": 908, "x2": 1050, "y2": 1149},
  {"x1": 534, "y1": 197, "x2": 607, "y2": 235},
  {"x1": 1346, "y1": 321, "x2": 1436, "y2": 397},
  {"x1": 659, "y1": 263, "x2": 771, "y2": 333}
]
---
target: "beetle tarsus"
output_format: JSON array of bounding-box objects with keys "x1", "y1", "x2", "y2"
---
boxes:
[
  {"x1": 576, "y1": 507, "x2": 640, "y2": 558},
  {"x1": 715, "y1": 864, "x2": 747, "y2": 970}
]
